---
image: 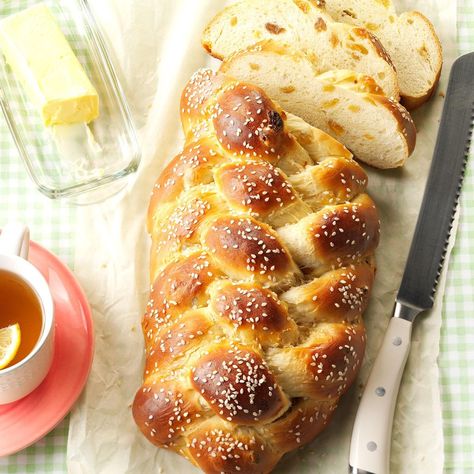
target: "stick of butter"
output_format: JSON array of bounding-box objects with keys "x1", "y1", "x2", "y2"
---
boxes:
[{"x1": 0, "y1": 3, "x2": 99, "y2": 126}]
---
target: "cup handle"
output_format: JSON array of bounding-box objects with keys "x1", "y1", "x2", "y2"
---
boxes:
[{"x1": 0, "y1": 223, "x2": 30, "y2": 259}]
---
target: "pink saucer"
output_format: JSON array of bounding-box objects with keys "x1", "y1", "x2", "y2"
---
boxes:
[{"x1": 0, "y1": 241, "x2": 94, "y2": 457}]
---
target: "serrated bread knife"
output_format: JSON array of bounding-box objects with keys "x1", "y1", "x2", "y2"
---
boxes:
[{"x1": 349, "y1": 52, "x2": 474, "y2": 474}]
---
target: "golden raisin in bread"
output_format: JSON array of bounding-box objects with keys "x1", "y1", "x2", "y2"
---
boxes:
[{"x1": 133, "y1": 69, "x2": 380, "y2": 474}]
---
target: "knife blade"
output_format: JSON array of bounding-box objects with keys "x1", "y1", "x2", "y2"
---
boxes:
[{"x1": 349, "y1": 52, "x2": 474, "y2": 474}]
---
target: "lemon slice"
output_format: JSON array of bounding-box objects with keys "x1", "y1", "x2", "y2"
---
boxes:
[{"x1": 0, "y1": 324, "x2": 21, "y2": 370}]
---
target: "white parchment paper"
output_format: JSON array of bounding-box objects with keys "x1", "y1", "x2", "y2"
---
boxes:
[{"x1": 67, "y1": 1, "x2": 458, "y2": 472}]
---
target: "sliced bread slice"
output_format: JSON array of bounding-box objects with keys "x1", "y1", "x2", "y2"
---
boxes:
[
  {"x1": 220, "y1": 40, "x2": 416, "y2": 169},
  {"x1": 319, "y1": 0, "x2": 442, "y2": 109},
  {"x1": 202, "y1": 0, "x2": 399, "y2": 99}
]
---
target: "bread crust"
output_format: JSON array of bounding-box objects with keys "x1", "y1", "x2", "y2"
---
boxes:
[{"x1": 134, "y1": 69, "x2": 380, "y2": 473}]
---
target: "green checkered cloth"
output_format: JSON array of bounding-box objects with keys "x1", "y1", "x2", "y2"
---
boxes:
[
  {"x1": 0, "y1": 1, "x2": 473, "y2": 473},
  {"x1": 440, "y1": 1, "x2": 474, "y2": 471}
]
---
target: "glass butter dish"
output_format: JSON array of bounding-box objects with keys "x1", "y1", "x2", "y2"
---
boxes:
[{"x1": 0, "y1": 0, "x2": 141, "y2": 203}]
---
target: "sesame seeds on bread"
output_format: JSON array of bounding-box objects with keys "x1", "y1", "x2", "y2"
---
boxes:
[{"x1": 134, "y1": 70, "x2": 380, "y2": 473}]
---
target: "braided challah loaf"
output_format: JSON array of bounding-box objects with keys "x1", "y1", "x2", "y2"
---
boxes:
[{"x1": 133, "y1": 69, "x2": 380, "y2": 474}]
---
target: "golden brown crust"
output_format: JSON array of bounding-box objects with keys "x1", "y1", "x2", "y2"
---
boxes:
[
  {"x1": 312, "y1": 157, "x2": 368, "y2": 203},
  {"x1": 304, "y1": 322, "x2": 366, "y2": 398},
  {"x1": 144, "y1": 310, "x2": 213, "y2": 374},
  {"x1": 147, "y1": 140, "x2": 223, "y2": 229},
  {"x1": 135, "y1": 70, "x2": 379, "y2": 473},
  {"x1": 149, "y1": 194, "x2": 216, "y2": 272},
  {"x1": 144, "y1": 252, "x2": 221, "y2": 333},
  {"x1": 213, "y1": 82, "x2": 294, "y2": 161},
  {"x1": 181, "y1": 69, "x2": 226, "y2": 134},
  {"x1": 132, "y1": 379, "x2": 204, "y2": 447},
  {"x1": 209, "y1": 281, "x2": 298, "y2": 346},
  {"x1": 372, "y1": 95, "x2": 417, "y2": 156},
  {"x1": 203, "y1": 215, "x2": 299, "y2": 285},
  {"x1": 191, "y1": 344, "x2": 289, "y2": 424},
  {"x1": 214, "y1": 160, "x2": 297, "y2": 216},
  {"x1": 309, "y1": 193, "x2": 380, "y2": 266},
  {"x1": 186, "y1": 424, "x2": 279, "y2": 474}
]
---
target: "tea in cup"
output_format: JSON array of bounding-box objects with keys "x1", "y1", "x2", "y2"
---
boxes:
[{"x1": 0, "y1": 224, "x2": 54, "y2": 404}]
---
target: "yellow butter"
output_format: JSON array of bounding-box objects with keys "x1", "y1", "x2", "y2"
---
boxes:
[{"x1": 0, "y1": 3, "x2": 99, "y2": 126}]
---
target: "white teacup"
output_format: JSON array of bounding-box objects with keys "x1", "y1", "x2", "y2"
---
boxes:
[{"x1": 0, "y1": 223, "x2": 55, "y2": 404}]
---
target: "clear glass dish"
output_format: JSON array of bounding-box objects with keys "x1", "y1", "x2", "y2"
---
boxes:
[{"x1": 0, "y1": 0, "x2": 141, "y2": 203}]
